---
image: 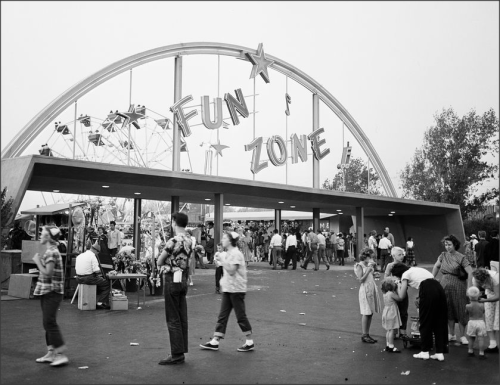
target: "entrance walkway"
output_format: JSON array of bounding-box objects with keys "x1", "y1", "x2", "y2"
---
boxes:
[{"x1": 1, "y1": 264, "x2": 497, "y2": 384}]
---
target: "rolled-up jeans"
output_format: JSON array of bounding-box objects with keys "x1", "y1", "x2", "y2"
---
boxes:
[
  {"x1": 40, "y1": 291, "x2": 65, "y2": 349},
  {"x1": 164, "y1": 273, "x2": 189, "y2": 355},
  {"x1": 214, "y1": 292, "x2": 252, "y2": 339}
]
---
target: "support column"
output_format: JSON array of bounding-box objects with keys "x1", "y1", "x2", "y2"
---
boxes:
[
  {"x1": 275, "y1": 209, "x2": 282, "y2": 234},
  {"x1": 171, "y1": 196, "x2": 180, "y2": 215},
  {"x1": 313, "y1": 208, "x2": 320, "y2": 231},
  {"x1": 214, "y1": 194, "x2": 224, "y2": 244},
  {"x1": 312, "y1": 94, "x2": 320, "y2": 189},
  {"x1": 133, "y1": 198, "x2": 142, "y2": 258},
  {"x1": 356, "y1": 207, "x2": 364, "y2": 262},
  {"x1": 172, "y1": 56, "x2": 182, "y2": 172}
]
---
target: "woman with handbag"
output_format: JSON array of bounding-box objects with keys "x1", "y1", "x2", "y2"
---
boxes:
[{"x1": 432, "y1": 234, "x2": 474, "y2": 346}]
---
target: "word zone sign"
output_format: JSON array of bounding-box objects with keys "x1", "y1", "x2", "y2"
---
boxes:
[{"x1": 170, "y1": 88, "x2": 331, "y2": 174}]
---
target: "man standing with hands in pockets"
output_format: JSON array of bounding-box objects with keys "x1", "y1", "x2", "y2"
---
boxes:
[{"x1": 157, "y1": 212, "x2": 193, "y2": 365}]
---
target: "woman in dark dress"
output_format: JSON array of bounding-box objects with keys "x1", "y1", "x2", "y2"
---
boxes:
[{"x1": 432, "y1": 234, "x2": 473, "y2": 346}]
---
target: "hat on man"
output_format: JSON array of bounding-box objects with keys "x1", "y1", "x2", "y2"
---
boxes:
[
  {"x1": 91, "y1": 243, "x2": 101, "y2": 253},
  {"x1": 308, "y1": 227, "x2": 313, "y2": 231},
  {"x1": 470, "y1": 234, "x2": 477, "y2": 239}
]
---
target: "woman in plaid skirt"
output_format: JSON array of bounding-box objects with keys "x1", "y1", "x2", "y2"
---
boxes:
[
  {"x1": 432, "y1": 234, "x2": 474, "y2": 345},
  {"x1": 405, "y1": 237, "x2": 416, "y2": 266}
]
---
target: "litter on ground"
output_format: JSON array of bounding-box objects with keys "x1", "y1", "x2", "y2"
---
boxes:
[
  {"x1": 401, "y1": 371, "x2": 410, "y2": 376},
  {"x1": 130, "y1": 343, "x2": 139, "y2": 346},
  {"x1": 78, "y1": 366, "x2": 89, "y2": 369},
  {"x1": 280, "y1": 310, "x2": 286, "y2": 312}
]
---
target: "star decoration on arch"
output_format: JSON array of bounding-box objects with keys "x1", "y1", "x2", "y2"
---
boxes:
[
  {"x1": 211, "y1": 141, "x2": 230, "y2": 157},
  {"x1": 245, "y1": 43, "x2": 274, "y2": 84},
  {"x1": 117, "y1": 104, "x2": 145, "y2": 129}
]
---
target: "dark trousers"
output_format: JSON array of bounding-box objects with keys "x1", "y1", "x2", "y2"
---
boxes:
[
  {"x1": 109, "y1": 248, "x2": 118, "y2": 258},
  {"x1": 284, "y1": 246, "x2": 297, "y2": 269},
  {"x1": 40, "y1": 292, "x2": 64, "y2": 349},
  {"x1": 398, "y1": 294, "x2": 409, "y2": 331},
  {"x1": 337, "y1": 249, "x2": 345, "y2": 266},
  {"x1": 380, "y1": 250, "x2": 391, "y2": 271},
  {"x1": 77, "y1": 274, "x2": 111, "y2": 304},
  {"x1": 303, "y1": 249, "x2": 319, "y2": 269},
  {"x1": 272, "y1": 247, "x2": 283, "y2": 269},
  {"x1": 419, "y1": 279, "x2": 449, "y2": 354},
  {"x1": 164, "y1": 273, "x2": 189, "y2": 356},
  {"x1": 215, "y1": 266, "x2": 224, "y2": 289},
  {"x1": 214, "y1": 292, "x2": 252, "y2": 338}
]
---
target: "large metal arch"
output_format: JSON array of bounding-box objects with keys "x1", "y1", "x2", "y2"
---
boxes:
[{"x1": 1, "y1": 42, "x2": 397, "y2": 197}]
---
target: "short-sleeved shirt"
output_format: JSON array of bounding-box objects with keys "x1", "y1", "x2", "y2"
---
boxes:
[
  {"x1": 107, "y1": 229, "x2": 122, "y2": 249},
  {"x1": 378, "y1": 237, "x2": 392, "y2": 250},
  {"x1": 220, "y1": 248, "x2": 247, "y2": 293},
  {"x1": 34, "y1": 245, "x2": 65, "y2": 296},
  {"x1": 438, "y1": 251, "x2": 470, "y2": 276},
  {"x1": 75, "y1": 250, "x2": 101, "y2": 275},
  {"x1": 317, "y1": 233, "x2": 326, "y2": 246},
  {"x1": 401, "y1": 267, "x2": 434, "y2": 290}
]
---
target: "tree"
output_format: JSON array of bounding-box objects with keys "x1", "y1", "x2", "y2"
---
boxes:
[
  {"x1": 1, "y1": 187, "x2": 14, "y2": 249},
  {"x1": 323, "y1": 157, "x2": 381, "y2": 194},
  {"x1": 400, "y1": 107, "x2": 499, "y2": 219}
]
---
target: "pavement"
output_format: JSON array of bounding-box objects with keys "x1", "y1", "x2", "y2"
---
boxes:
[{"x1": 1, "y1": 261, "x2": 499, "y2": 384}]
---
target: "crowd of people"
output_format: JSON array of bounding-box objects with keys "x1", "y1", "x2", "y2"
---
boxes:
[{"x1": 28, "y1": 212, "x2": 499, "y2": 368}]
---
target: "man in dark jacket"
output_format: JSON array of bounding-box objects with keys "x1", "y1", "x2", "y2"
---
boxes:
[
  {"x1": 474, "y1": 231, "x2": 489, "y2": 268},
  {"x1": 484, "y1": 230, "x2": 499, "y2": 269}
]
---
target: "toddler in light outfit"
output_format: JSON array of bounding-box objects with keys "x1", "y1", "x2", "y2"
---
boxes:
[
  {"x1": 466, "y1": 286, "x2": 488, "y2": 359},
  {"x1": 213, "y1": 244, "x2": 225, "y2": 294},
  {"x1": 381, "y1": 279, "x2": 403, "y2": 352}
]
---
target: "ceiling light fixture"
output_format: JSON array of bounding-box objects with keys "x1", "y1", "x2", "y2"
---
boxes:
[
  {"x1": 225, "y1": 203, "x2": 231, "y2": 206},
  {"x1": 205, "y1": 198, "x2": 211, "y2": 201},
  {"x1": 53, "y1": 190, "x2": 60, "y2": 193},
  {"x1": 134, "y1": 192, "x2": 141, "y2": 195},
  {"x1": 388, "y1": 214, "x2": 393, "y2": 216},
  {"x1": 278, "y1": 201, "x2": 284, "y2": 204},
  {"x1": 290, "y1": 206, "x2": 296, "y2": 208},
  {"x1": 102, "y1": 185, "x2": 110, "y2": 188},
  {"x1": 336, "y1": 209, "x2": 341, "y2": 212},
  {"x1": 391, "y1": 211, "x2": 396, "y2": 214}
]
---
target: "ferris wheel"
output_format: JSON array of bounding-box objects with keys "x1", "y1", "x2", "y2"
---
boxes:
[{"x1": 38, "y1": 104, "x2": 189, "y2": 170}]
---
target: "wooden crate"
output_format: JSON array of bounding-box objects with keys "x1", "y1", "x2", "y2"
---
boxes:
[
  {"x1": 8, "y1": 274, "x2": 38, "y2": 299},
  {"x1": 77, "y1": 284, "x2": 97, "y2": 310}
]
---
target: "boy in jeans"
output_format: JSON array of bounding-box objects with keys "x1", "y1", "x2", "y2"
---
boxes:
[{"x1": 214, "y1": 244, "x2": 225, "y2": 294}]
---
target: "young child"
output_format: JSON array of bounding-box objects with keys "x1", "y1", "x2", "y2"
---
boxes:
[
  {"x1": 381, "y1": 279, "x2": 403, "y2": 353},
  {"x1": 355, "y1": 248, "x2": 382, "y2": 343},
  {"x1": 213, "y1": 244, "x2": 225, "y2": 294},
  {"x1": 384, "y1": 247, "x2": 410, "y2": 340},
  {"x1": 465, "y1": 286, "x2": 488, "y2": 359}
]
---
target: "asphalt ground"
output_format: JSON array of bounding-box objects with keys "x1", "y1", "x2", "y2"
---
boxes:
[{"x1": 1, "y1": 262, "x2": 499, "y2": 384}]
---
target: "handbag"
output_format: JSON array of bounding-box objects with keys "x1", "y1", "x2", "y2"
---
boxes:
[{"x1": 458, "y1": 264, "x2": 468, "y2": 281}]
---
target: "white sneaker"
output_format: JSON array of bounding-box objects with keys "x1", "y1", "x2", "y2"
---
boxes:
[
  {"x1": 50, "y1": 354, "x2": 69, "y2": 367},
  {"x1": 448, "y1": 334, "x2": 457, "y2": 342},
  {"x1": 413, "y1": 352, "x2": 430, "y2": 360},
  {"x1": 460, "y1": 336, "x2": 468, "y2": 345},
  {"x1": 430, "y1": 353, "x2": 444, "y2": 361},
  {"x1": 36, "y1": 350, "x2": 55, "y2": 363}
]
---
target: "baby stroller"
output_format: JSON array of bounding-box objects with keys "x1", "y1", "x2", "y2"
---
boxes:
[{"x1": 403, "y1": 316, "x2": 422, "y2": 349}]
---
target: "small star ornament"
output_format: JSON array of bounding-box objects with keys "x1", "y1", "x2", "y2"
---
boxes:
[
  {"x1": 211, "y1": 141, "x2": 230, "y2": 157},
  {"x1": 117, "y1": 105, "x2": 144, "y2": 129},
  {"x1": 245, "y1": 43, "x2": 274, "y2": 84}
]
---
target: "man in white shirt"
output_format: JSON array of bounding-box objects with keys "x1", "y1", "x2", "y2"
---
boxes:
[
  {"x1": 107, "y1": 221, "x2": 122, "y2": 259},
  {"x1": 378, "y1": 233, "x2": 393, "y2": 272},
  {"x1": 316, "y1": 230, "x2": 330, "y2": 270},
  {"x1": 384, "y1": 227, "x2": 395, "y2": 247},
  {"x1": 284, "y1": 232, "x2": 298, "y2": 270},
  {"x1": 269, "y1": 229, "x2": 283, "y2": 270},
  {"x1": 75, "y1": 244, "x2": 110, "y2": 309},
  {"x1": 330, "y1": 232, "x2": 338, "y2": 264}
]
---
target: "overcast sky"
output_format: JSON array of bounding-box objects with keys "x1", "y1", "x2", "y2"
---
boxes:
[{"x1": 1, "y1": 1, "x2": 498, "y2": 212}]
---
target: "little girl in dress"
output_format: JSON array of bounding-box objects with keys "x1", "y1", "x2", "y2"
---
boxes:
[
  {"x1": 355, "y1": 248, "x2": 382, "y2": 343},
  {"x1": 381, "y1": 279, "x2": 403, "y2": 352}
]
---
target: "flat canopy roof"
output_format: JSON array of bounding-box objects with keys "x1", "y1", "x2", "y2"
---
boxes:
[
  {"x1": 8, "y1": 155, "x2": 460, "y2": 217},
  {"x1": 21, "y1": 202, "x2": 85, "y2": 215},
  {"x1": 206, "y1": 211, "x2": 336, "y2": 221}
]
